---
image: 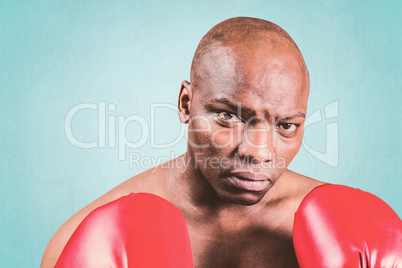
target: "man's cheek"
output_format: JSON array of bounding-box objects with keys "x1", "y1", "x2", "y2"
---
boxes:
[
  {"x1": 290, "y1": 134, "x2": 304, "y2": 156},
  {"x1": 210, "y1": 127, "x2": 239, "y2": 149},
  {"x1": 188, "y1": 127, "x2": 212, "y2": 149},
  {"x1": 188, "y1": 116, "x2": 214, "y2": 149},
  {"x1": 188, "y1": 134, "x2": 205, "y2": 149},
  {"x1": 276, "y1": 138, "x2": 302, "y2": 165}
]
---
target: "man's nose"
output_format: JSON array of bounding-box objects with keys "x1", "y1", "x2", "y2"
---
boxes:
[{"x1": 237, "y1": 124, "x2": 275, "y2": 163}]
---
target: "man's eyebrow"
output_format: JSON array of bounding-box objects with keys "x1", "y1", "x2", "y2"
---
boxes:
[
  {"x1": 210, "y1": 98, "x2": 255, "y2": 117},
  {"x1": 275, "y1": 112, "x2": 306, "y2": 121},
  {"x1": 210, "y1": 98, "x2": 305, "y2": 121}
]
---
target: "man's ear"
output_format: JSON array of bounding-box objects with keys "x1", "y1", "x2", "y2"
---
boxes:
[{"x1": 178, "y1": 80, "x2": 192, "y2": 124}]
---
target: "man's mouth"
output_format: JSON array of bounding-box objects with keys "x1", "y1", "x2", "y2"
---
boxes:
[{"x1": 228, "y1": 171, "x2": 271, "y2": 191}]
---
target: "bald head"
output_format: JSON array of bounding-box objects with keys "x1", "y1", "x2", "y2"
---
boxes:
[{"x1": 190, "y1": 17, "x2": 309, "y2": 91}]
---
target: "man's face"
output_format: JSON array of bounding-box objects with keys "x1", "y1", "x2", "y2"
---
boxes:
[{"x1": 187, "y1": 42, "x2": 309, "y2": 205}]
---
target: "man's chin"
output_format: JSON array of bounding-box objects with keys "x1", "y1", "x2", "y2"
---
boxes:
[{"x1": 219, "y1": 190, "x2": 268, "y2": 206}]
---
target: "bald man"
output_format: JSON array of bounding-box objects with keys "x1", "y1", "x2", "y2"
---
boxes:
[{"x1": 41, "y1": 17, "x2": 402, "y2": 268}]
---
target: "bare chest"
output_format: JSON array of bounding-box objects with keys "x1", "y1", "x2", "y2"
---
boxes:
[{"x1": 187, "y1": 222, "x2": 299, "y2": 268}]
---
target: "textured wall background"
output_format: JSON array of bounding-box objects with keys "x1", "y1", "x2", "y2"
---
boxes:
[{"x1": 0, "y1": 1, "x2": 401, "y2": 267}]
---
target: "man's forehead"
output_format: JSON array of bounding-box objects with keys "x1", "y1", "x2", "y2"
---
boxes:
[
  {"x1": 195, "y1": 40, "x2": 307, "y2": 89},
  {"x1": 195, "y1": 45, "x2": 239, "y2": 87},
  {"x1": 196, "y1": 49, "x2": 308, "y2": 101},
  {"x1": 190, "y1": 17, "x2": 309, "y2": 96},
  {"x1": 197, "y1": 33, "x2": 297, "y2": 68}
]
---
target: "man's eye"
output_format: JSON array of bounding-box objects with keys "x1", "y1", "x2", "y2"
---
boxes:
[
  {"x1": 217, "y1": 112, "x2": 242, "y2": 123},
  {"x1": 278, "y1": 123, "x2": 298, "y2": 132}
]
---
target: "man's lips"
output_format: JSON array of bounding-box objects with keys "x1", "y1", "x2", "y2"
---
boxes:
[
  {"x1": 228, "y1": 171, "x2": 271, "y2": 191},
  {"x1": 230, "y1": 171, "x2": 271, "y2": 181}
]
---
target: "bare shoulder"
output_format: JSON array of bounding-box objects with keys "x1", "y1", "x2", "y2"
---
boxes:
[
  {"x1": 282, "y1": 169, "x2": 327, "y2": 218},
  {"x1": 281, "y1": 169, "x2": 327, "y2": 199},
  {"x1": 40, "y1": 166, "x2": 166, "y2": 268},
  {"x1": 262, "y1": 169, "x2": 327, "y2": 234}
]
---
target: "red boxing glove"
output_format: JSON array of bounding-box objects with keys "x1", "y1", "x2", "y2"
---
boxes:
[
  {"x1": 293, "y1": 184, "x2": 402, "y2": 267},
  {"x1": 55, "y1": 193, "x2": 194, "y2": 268}
]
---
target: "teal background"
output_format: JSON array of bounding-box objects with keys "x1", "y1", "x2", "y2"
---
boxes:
[{"x1": 1, "y1": 1, "x2": 401, "y2": 267}]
